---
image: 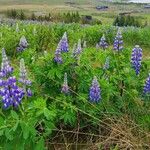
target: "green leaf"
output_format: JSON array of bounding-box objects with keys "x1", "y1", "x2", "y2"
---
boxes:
[
  {"x1": 12, "y1": 121, "x2": 19, "y2": 132},
  {"x1": 35, "y1": 137, "x2": 45, "y2": 150},
  {"x1": 11, "y1": 110, "x2": 19, "y2": 120},
  {"x1": 20, "y1": 121, "x2": 30, "y2": 140}
]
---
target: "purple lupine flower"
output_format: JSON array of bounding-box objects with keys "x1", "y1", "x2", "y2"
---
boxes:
[
  {"x1": 54, "y1": 41, "x2": 63, "y2": 64},
  {"x1": 89, "y1": 76, "x2": 101, "y2": 102},
  {"x1": 113, "y1": 29, "x2": 123, "y2": 51},
  {"x1": 131, "y1": 45, "x2": 142, "y2": 75},
  {"x1": 143, "y1": 74, "x2": 150, "y2": 95},
  {"x1": 99, "y1": 34, "x2": 108, "y2": 50},
  {"x1": 103, "y1": 57, "x2": 110, "y2": 70},
  {"x1": 0, "y1": 49, "x2": 24, "y2": 109},
  {"x1": 61, "y1": 73, "x2": 69, "y2": 94},
  {"x1": 19, "y1": 58, "x2": 32, "y2": 97},
  {"x1": 60, "y1": 32, "x2": 69, "y2": 52},
  {"x1": 1, "y1": 48, "x2": 13, "y2": 77},
  {"x1": 17, "y1": 36, "x2": 28, "y2": 52}
]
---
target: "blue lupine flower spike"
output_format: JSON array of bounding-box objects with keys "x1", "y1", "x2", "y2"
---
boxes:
[
  {"x1": 54, "y1": 41, "x2": 63, "y2": 64},
  {"x1": 17, "y1": 36, "x2": 28, "y2": 52},
  {"x1": 89, "y1": 76, "x2": 101, "y2": 102},
  {"x1": 113, "y1": 28, "x2": 123, "y2": 51},
  {"x1": 143, "y1": 74, "x2": 150, "y2": 95},
  {"x1": 131, "y1": 45, "x2": 142, "y2": 75},
  {"x1": 0, "y1": 49, "x2": 24, "y2": 109},
  {"x1": 60, "y1": 32, "x2": 69, "y2": 52},
  {"x1": 99, "y1": 34, "x2": 108, "y2": 50}
]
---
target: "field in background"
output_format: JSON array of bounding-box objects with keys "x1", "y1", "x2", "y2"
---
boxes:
[{"x1": 0, "y1": 0, "x2": 150, "y2": 25}]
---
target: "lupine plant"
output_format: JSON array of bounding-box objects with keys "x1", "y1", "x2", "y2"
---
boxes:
[
  {"x1": 99, "y1": 34, "x2": 108, "y2": 50},
  {"x1": 113, "y1": 28, "x2": 123, "y2": 51},
  {"x1": 17, "y1": 36, "x2": 28, "y2": 52},
  {"x1": 19, "y1": 58, "x2": 32, "y2": 97},
  {"x1": 0, "y1": 48, "x2": 24, "y2": 109},
  {"x1": 89, "y1": 76, "x2": 101, "y2": 102},
  {"x1": 54, "y1": 41, "x2": 63, "y2": 64},
  {"x1": 60, "y1": 32, "x2": 69, "y2": 52},
  {"x1": 131, "y1": 45, "x2": 142, "y2": 75}
]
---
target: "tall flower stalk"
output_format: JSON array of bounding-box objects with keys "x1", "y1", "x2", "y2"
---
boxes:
[
  {"x1": 143, "y1": 74, "x2": 150, "y2": 95},
  {"x1": 89, "y1": 76, "x2": 101, "y2": 102},
  {"x1": 17, "y1": 36, "x2": 28, "y2": 52},
  {"x1": 113, "y1": 29, "x2": 123, "y2": 51},
  {"x1": 131, "y1": 45, "x2": 142, "y2": 75},
  {"x1": 99, "y1": 34, "x2": 108, "y2": 50},
  {"x1": 54, "y1": 41, "x2": 63, "y2": 64},
  {"x1": 19, "y1": 58, "x2": 32, "y2": 97},
  {"x1": 0, "y1": 48, "x2": 24, "y2": 109},
  {"x1": 60, "y1": 32, "x2": 69, "y2": 52}
]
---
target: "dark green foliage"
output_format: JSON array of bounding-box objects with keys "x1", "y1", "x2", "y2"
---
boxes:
[
  {"x1": 113, "y1": 15, "x2": 142, "y2": 27},
  {"x1": 0, "y1": 23, "x2": 149, "y2": 149}
]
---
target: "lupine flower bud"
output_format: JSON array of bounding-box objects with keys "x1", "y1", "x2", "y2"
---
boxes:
[
  {"x1": 19, "y1": 58, "x2": 32, "y2": 97},
  {"x1": 60, "y1": 32, "x2": 69, "y2": 52},
  {"x1": 17, "y1": 36, "x2": 28, "y2": 52},
  {"x1": 72, "y1": 39, "x2": 82, "y2": 59},
  {"x1": 99, "y1": 34, "x2": 108, "y2": 50},
  {"x1": 131, "y1": 45, "x2": 142, "y2": 75},
  {"x1": 61, "y1": 73, "x2": 69, "y2": 94},
  {"x1": 1, "y1": 48, "x2": 13, "y2": 76},
  {"x1": 89, "y1": 76, "x2": 101, "y2": 102},
  {"x1": 113, "y1": 29, "x2": 123, "y2": 51},
  {"x1": 143, "y1": 74, "x2": 150, "y2": 95},
  {"x1": 54, "y1": 41, "x2": 63, "y2": 64},
  {"x1": 72, "y1": 43, "x2": 77, "y2": 57},
  {"x1": 103, "y1": 57, "x2": 110, "y2": 70}
]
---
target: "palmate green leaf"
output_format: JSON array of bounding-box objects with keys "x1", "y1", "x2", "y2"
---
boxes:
[
  {"x1": 44, "y1": 108, "x2": 56, "y2": 121},
  {"x1": 5, "y1": 128, "x2": 13, "y2": 141},
  {"x1": 12, "y1": 121, "x2": 19, "y2": 132},
  {"x1": 20, "y1": 121, "x2": 30, "y2": 140}
]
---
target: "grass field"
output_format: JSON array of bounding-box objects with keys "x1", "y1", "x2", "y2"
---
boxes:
[{"x1": 0, "y1": 0, "x2": 150, "y2": 25}]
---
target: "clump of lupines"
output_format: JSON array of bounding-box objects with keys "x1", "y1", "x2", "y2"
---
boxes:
[
  {"x1": 99, "y1": 34, "x2": 108, "y2": 50},
  {"x1": 89, "y1": 76, "x2": 101, "y2": 102},
  {"x1": 61, "y1": 73, "x2": 69, "y2": 94},
  {"x1": 113, "y1": 29, "x2": 123, "y2": 51},
  {"x1": 103, "y1": 57, "x2": 110, "y2": 70},
  {"x1": 60, "y1": 32, "x2": 69, "y2": 52},
  {"x1": 143, "y1": 74, "x2": 150, "y2": 95},
  {"x1": 131, "y1": 45, "x2": 142, "y2": 75},
  {"x1": 19, "y1": 58, "x2": 32, "y2": 97},
  {"x1": 54, "y1": 41, "x2": 63, "y2": 64},
  {"x1": 0, "y1": 48, "x2": 24, "y2": 109},
  {"x1": 17, "y1": 36, "x2": 28, "y2": 52}
]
